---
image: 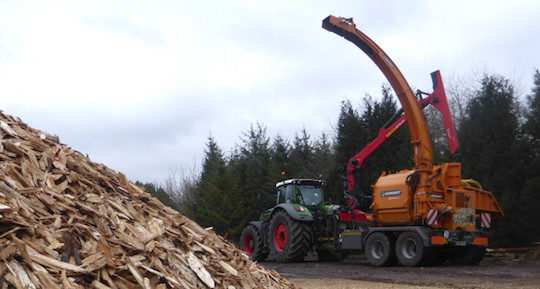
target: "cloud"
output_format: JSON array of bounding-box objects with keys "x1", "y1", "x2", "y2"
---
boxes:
[{"x1": 0, "y1": 0, "x2": 538, "y2": 183}]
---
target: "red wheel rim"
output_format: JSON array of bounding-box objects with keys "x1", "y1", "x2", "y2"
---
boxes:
[
  {"x1": 243, "y1": 234, "x2": 255, "y2": 256},
  {"x1": 273, "y1": 222, "x2": 288, "y2": 251}
]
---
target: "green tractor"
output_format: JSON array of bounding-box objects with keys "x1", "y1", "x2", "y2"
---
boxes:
[{"x1": 240, "y1": 179, "x2": 346, "y2": 262}]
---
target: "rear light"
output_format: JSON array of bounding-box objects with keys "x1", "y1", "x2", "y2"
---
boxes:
[
  {"x1": 474, "y1": 237, "x2": 488, "y2": 245},
  {"x1": 296, "y1": 207, "x2": 305, "y2": 212},
  {"x1": 431, "y1": 236, "x2": 446, "y2": 245}
]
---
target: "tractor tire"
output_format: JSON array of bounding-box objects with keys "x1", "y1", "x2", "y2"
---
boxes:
[
  {"x1": 240, "y1": 224, "x2": 268, "y2": 262},
  {"x1": 395, "y1": 231, "x2": 431, "y2": 267},
  {"x1": 317, "y1": 249, "x2": 348, "y2": 262},
  {"x1": 450, "y1": 246, "x2": 484, "y2": 265},
  {"x1": 365, "y1": 232, "x2": 395, "y2": 267},
  {"x1": 269, "y1": 211, "x2": 311, "y2": 263}
]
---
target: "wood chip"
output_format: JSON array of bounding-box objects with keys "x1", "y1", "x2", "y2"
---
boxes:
[{"x1": 0, "y1": 110, "x2": 296, "y2": 289}]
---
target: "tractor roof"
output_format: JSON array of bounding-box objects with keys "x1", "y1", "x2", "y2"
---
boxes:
[{"x1": 275, "y1": 179, "x2": 324, "y2": 188}]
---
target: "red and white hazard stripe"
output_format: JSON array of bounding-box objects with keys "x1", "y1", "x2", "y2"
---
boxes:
[
  {"x1": 427, "y1": 209, "x2": 438, "y2": 226},
  {"x1": 481, "y1": 212, "x2": 491, "y2": 228}
]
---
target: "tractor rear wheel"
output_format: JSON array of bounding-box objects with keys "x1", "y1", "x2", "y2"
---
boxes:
[
  {"x1": 365, "y1": 232, "x2": 395, "y2": 266},
  {"x1": 241, "y1": 224, "x2": 268, "y2": 262},
  {"x1": 269, "y1": 211, "x2": 311, "y2": 262}
]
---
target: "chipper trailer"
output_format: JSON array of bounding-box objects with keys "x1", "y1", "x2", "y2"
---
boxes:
[{"x1": 240, "y1": 16, "x2": 504, "y2": 267}]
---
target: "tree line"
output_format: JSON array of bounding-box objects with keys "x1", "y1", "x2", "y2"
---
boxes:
[{"x1": 139, "y1": 70, "x2": 539, "y2": 247}]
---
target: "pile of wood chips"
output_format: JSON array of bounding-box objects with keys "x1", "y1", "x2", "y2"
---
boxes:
[{"x1": 0, "y1": 111, "x2": 295, "y2": 289}]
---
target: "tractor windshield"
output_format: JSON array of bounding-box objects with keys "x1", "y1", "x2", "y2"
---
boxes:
[{"x1": 297, "y1": 184, "x2": 323, "y2": 206}]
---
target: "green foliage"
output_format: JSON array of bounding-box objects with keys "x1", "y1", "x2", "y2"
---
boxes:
[
  {"x1": 135, "y1": 181, "x2": 177, "y2": 210},
  {"x1": 328, "y1": 85, "x2": 412, "y2": 208},
  {"x1": 457, "y1": 73, "x2": 538, "y2": 246},
  {"x1": 195, "y1": 136, "x2": 239, "y2": 237},
  {"x1": 516, "y1": 69, "x2": 540, "y2": 244}
]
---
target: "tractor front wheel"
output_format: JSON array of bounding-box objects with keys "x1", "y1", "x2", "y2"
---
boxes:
[
  {"x1": 269, "y1": 211, "x2": 311, "y2": 262},
  {"x1": 240, "y1": 224, "x2": 268, "y2": 262}
]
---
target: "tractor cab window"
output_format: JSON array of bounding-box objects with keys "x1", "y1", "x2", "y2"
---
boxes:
[
  {"x1": 277, "y1": 185, "x2": 295, "y2": 203},
  {"x1": 297, "y1": 184, "x2": 323, "y2": 206}
]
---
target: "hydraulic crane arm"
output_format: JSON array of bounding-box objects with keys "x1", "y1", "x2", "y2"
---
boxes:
[
  {"x1": 345, "y1": 71, "x2": 459, "y2": 192},
  {"x1": 322, "y1": 16, "x2": 433, "y2": 171}
]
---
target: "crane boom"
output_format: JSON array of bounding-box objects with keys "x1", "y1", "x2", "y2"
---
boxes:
[
  {"x1": 322, "y1": 16, "x2": 433, "y2": 171},
  {"x1": 346, "y1": 71, "x2": 459, "y2": 192}
]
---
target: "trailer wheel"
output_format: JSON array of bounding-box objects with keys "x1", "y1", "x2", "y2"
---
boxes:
[
  {"x1": 365, "y1": 232, "x2": 395, "y2": 266},
  {"x1": 450, "y1": 246, "x2": 484, "y2": 265},
  {"x1": 395, "y1": 231, "x2": 428, "y2": 266},
  {"x1": 269, "y1": 211, "x2": 311, "y2": 262},
  {"x1": 431, "y1": 248, "x2": 451, "y2": 266},
  {"x1": 468, "y1": 247, "x2": 486, "y2": 265},
  {"x1": 240, "y1": 224, "x2": 268, "y2": 262}
]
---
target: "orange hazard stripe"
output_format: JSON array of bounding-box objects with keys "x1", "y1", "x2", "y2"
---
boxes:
[
  {"x1": 431, "y1": 236, "x2": 446, "y2": 245},
  {"x1": 474, "y1": 237, "x2": 488, "y2": 245}
]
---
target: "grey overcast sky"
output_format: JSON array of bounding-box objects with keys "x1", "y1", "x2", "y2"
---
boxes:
[{"x1": 1, "y1": 1, "x2": 539, "y2": 183}]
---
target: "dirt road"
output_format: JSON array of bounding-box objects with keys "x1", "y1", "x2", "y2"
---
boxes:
[{"x1": 262, "y1": 254, "x2": 540, "y2": 289}]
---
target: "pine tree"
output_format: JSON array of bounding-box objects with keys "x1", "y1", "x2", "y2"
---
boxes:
[
  {"x1": 195, "y1": 136, "x2": 238, "y2": 237},
  {"x1": 334, "y1": 100, "x2": 364, "y2": 165},
  {"x1": 135, "y1": 181, "x2": 176, "y2": 210},
  {"x1": 227, "y1": 124, "x2": 274, "y2": 239},
  {"x1": 331, "y1": 86, "x2": 412, "y2": 207},
  {"x1": 313, "y1": 132, "x2": 334, "y2": 179},
  {"x1": 516, "y1": 70, "x2": 540, "y2": 244},
  {"x1": 458, "y1": 74, "x2": 526, "y2": 246},
  {"x1": 268, "y1": 135, "x2": 291, "y2": 184},
  {"x1": 358, "y1": 86, "x2": 411, "y2": 193},
  {"x1": 524, "y1": 70, "x2": 540, "y2": 140}
]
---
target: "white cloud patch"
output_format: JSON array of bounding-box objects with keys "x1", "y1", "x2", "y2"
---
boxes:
[{"x1": 0, "y1": 0, "x2": 538, "y2": 182}]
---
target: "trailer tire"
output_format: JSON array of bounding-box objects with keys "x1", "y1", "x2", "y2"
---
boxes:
[
  {"x1": 431, "y1": 248, "x2": 451, "y2": 266},
  {"x1": 468, "y1": 247, "x2": 485, "y2": 265},
  {"x1": 269, "y1": 211, "x2": 310, "y2": 262},
  {"x1": 365, "y1": 232, "x2": 395, "y2": 267},
  {"x1": 449, "y1": 246, "x2": 483, "y2": 265},
  {"x1": 241, "y1": 224, "x2": 268, "y2": 262},
  {"x1": 395, "y1": 231, "x2": 428, "y2": 267}
]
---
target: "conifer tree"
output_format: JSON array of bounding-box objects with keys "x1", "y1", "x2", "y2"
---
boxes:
[
  {"x1": 458, "y1": 74, "x2": 526, "y2": 246},
  {"x1": 289, "y1": 128, "x2": 315, "y2": 178},
  {"x1": 196, "y1": 136, "x2": 238, "y2": 237},
  {"x1": 516, "y1": 70, "x2": 540, "y2": 244}
]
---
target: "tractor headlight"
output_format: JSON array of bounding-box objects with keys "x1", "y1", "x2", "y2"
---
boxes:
[{"x1": 444, "y1": 230, "x2": 450, "y2": 239}]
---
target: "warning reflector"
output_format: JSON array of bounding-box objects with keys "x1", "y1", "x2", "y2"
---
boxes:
[
  {"x1": 481, "y1": 212, "x2": 491, "y2": 228},
  {"x1": 431, "y1": 236, "x2": 446, "y2": 245},
  {"x1": 474, "y1": 237, "x2": 488, "y2": 245},
  {"x1": 427, "y1": 209, "x2": 438, "y2": 226}
]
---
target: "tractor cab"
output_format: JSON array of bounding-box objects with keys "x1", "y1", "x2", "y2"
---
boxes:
[{"x1": 275, "y1": 179, "x2": 325, "y2": 207}]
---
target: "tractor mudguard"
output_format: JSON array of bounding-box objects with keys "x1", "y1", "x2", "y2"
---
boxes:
[
  {"x1": 249, "y1": 221, "x2": 265, "y2": 235},
  {"x1": 249, "y1": 221, "x2": 268, "y2": 237},
  {"x1": 272, "y1": 203, "x2": 313, "y2": 222},
  {"x1": 248, "y1": 221, "x2": 269, "y2": 250}
]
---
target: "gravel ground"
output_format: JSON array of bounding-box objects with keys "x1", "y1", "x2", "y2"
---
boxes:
[{"x1": 262, "y1": 253, "x2": 540, "y2": 289}]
